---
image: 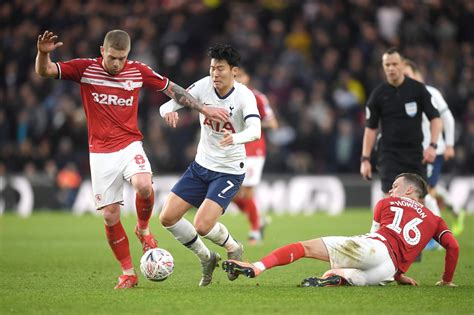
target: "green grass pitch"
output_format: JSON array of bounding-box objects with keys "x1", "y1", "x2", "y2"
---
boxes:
[{"x1": 0, "y1": 210, "x2": 472, "y2": 314}]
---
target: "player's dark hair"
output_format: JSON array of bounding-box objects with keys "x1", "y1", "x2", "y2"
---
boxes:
[
  {"x1": 395, "y1": 173, "x2": 428, "y2": 199},
  {"x1": 384, "y1": 47, "x2": 403, "y2": 57},
  {"x1": 404, "y1": 58, "x2": 419, "y2": 72},
  {"x1": 208, "y1": 44, "x2": 240, "y2": 67},
  {"x1": 103, "y1": 30, "x2": 131, "y2": 51}
]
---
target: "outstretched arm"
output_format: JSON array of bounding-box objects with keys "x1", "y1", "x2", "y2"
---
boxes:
[
  {"x1": 438, "y1": 231, "x2": 459, "y2": 286},
  {"x1": 35, "y1": 31, "x2": 63, "y2": 78},
  {"x1": 163, "y1": 81, "x2": 228, "y2": 122}
]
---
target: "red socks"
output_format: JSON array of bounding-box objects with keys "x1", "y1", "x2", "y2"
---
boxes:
[
  {"x1": 234, "y1": 196, "x2": 260, "y2": 231},
  {"x1": 136, "y1": 191, "x2": 154, "y2": 230},
  {"x1": 105, "y1": 222, "x2": 132, "y2": 270},
  {"x1": 261, "y1": 242, "x2": 305, "y2": 269}
]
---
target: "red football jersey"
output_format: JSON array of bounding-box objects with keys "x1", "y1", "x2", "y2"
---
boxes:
[
  {"x1": 57, "y1": 57, "x2": 169, "y2": 153},
  {"x1": 245, "y1": 88, "x2": 274, "y2": 157},
  {"x1": 373, "y1": 197, "x2": 451, "y2": 274}
]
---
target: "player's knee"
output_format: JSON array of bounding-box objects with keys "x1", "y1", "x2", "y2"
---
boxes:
[
  {"x1": 194, "y1": 219, "x2": 212, "y2": 236},
  {"x1": 102, "y1": 206, "x2": 120, "y2": 225},
  {"x1": 136, "y1": 184, "x2": 153, "y2": 199},
  {"x1": 301, "y1": 238, "x2": 327, "y2": 260},
  {"x1": 159, "y1": 210, "x2": 177, "y2": 227}
]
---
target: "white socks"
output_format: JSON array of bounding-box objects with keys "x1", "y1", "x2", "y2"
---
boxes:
[
  {"x1": 204, "y1": 222, "x2": 240, "y2": 252},
  {"x1": 425, "y1": 194, "x2": 441, "y2": 216},
  {"x1": 165, "y1": 218, "x2": 210, "y2": 261},
  {"x1": 253, "y1": 262, "x2": 266, "y2": 271},
  {"x1": 123, "y1": 268, "x2": 136, "y2": 276}
]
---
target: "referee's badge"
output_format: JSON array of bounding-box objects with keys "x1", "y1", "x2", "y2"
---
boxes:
[{"x1": 404, "y1": 101, "x2": 418, "y2": 117}]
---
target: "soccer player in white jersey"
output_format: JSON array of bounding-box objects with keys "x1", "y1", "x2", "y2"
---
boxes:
[
  {"x1": 404, "y1": 60, "x2": 464, "y2": 236},
  {"x1": 35, "y1": 30, "x2": 228, "y2": 289},
  {"x1": 159, "y1": 44, "x2": 261, "y2": 286}
]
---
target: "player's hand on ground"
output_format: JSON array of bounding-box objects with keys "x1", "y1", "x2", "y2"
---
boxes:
[
  {"x1": 37, "y1": 31, "x2": 63, "y2": 53},
  {"x1": 202, "y1": 106, "x2": 229, "y2": 122},
  {"x1": 360, "y1": 160, "x2": 372, "y2": 181},
  {"x1": 397, "y1": 274, "x2": 418, "y2": 286},
  {"x1": 219, "y1": 129, "x2": 233, "y2": 147},
  {"x1": 444, "y1": 146, "x2": 455, "y2": 160},
  {"x1": 164, "y1": 112, "x2": 179, "y2": 128},
  {"x1": 423, "y1": 146, "x2": 436, "y2": 164},
  {"x1": 436, "y1": 280, "x2": 457, "y2": 287}
]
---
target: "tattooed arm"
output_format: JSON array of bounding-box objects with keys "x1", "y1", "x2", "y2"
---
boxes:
[{"x1": 163, "y1": 81, "x2": 228, "y2": 122}]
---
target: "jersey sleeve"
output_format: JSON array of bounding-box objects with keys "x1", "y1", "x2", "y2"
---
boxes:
[
  {"x1": 242, "y1": 88, "x2": 260, "y2": 120},
  {"x1": 435, "y1": 218, "x2": 460, "y2": 282},
  {"x1": 185, "y1": 77, "x2": 207, "y2": 100},
  {"x1": 430, "y1": 87, "x2": 455, "y2": 146},
  {"x1": 420, "y1": 85, "x2": 440, "y2": 120},
  {"x1": 232, "y1": 87, "x2": 261, "y2": 145},
  {"x1": 434, "y1": 217, "x2": 451, "y2": 243},
  {"x1": 372, "y1": 199, "x2": 385, "y2": 223},
  {"x1": 256, "y1": 92, "x2": 274, "y2": 121},
  {"x1": 57, "y1": 58, "x2": 95, "y2": 82},
  {"x1": 137, "y1": 63, "x2": 169, "y2": 91},
  {"x1": 365, "y1": 88, "x2": 380, "y2": 129}
]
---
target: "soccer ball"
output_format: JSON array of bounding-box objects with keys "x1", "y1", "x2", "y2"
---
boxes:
[{"x1": 140, "y1": 248, "x2": 174, "y2": 281}]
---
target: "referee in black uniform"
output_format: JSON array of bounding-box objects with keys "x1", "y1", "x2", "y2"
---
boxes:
[{"x1": 360, "y1": 47, "x2": 442, "y2": 195}]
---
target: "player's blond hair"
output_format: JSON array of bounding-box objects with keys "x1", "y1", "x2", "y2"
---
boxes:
[{"x1": 103, "y1": 30, "x2": 131, "y2": 51}]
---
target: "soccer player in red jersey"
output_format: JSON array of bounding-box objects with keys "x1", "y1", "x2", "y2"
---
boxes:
[
  {"x1": 233, "y1": 68, "x2": 278, "y2": 245},
  {"x1": 35, "y1": 30, "x2": 228, "y2": 289},
  {"x1": 223, "y1": 173, "x2": 459, "y2": 287}
]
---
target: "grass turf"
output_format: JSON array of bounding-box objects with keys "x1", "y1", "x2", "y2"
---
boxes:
[{"x1": 0, "y1": 210, "x2": 472, "y2": 315}]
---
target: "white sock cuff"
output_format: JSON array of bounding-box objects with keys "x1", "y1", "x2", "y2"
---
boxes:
[
  {"x1": 204, "y1": 222, "x2": 235, "y2": 249},
  {"x1": 203, "y1": 222, "x2": 222, "y2": 239},
  {"x1": 253, "y1": 262, "x2": 266, "y2": 271}
]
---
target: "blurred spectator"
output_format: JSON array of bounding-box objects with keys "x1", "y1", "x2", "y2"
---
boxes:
[
  {"x1": 56, "y1": 162, "x2": 82, "y2": 208},
  {"x1": 0, "y1": 0, "x2": 472, "y2": 178}
]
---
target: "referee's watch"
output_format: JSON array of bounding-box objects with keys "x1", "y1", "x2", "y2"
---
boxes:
[
  {"x1": 429, "y1": 142, "x2": 438, "y2": 149},
  {"x1": 360, "y1": 156, "x2": 370, "y2": 162}
]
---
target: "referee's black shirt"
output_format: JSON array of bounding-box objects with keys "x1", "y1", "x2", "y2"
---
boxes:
[{"x1": 365, "y1": 76, "x2": 440, "y2": 154}]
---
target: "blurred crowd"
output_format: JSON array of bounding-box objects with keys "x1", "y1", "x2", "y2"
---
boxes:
[{"x1": 1, "y1": 0, "x2": 474, "y2": 202}]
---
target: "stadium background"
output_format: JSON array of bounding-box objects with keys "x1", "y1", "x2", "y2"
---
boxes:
[
  {"x1": 1, "y1": 0, "x2": 474, "y2": 212},
  {"x1": 1, "y1": 2, "x2": 473, "y2": 314}
]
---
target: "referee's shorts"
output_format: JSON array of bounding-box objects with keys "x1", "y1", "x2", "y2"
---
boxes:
[{"x1": 377, "y1": 153, "x2": 427, "y2": 193}]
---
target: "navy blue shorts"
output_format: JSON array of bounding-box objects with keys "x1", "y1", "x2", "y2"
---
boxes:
[
  {"x1": 427, "y1": 155, "x2": 444, "y2": 188},
  {"x1": 171, "y1": 161, "x2": 245, "y2": 211}
]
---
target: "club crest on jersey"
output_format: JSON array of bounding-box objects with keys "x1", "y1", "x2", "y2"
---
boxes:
[
  {"x1": 404, "y1": 101, "x2": 417, "y2": 117},
  {"x1": 203, "y1": 118, "x2": 235, "y2": 133},
  {"x1": 229, "y1": 105, "x2": 234, "y2": 117},
  {"x1": 124, "y1": 80, "x2": 134, "y2": 91}
]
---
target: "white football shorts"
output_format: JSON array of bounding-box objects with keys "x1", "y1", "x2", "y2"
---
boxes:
[
  {"x1": 89, "y1": 141, "x2": 152, "y2": 209},
  {"x1": 321, "y1": 235, "x2": 396, "y2": 286},
  {"x1": 242, "y1": 156, "x2": 265, "y2": 187}
]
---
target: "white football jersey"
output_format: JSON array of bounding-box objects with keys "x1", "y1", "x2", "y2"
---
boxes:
[
  {"x1": 422, "y1": 85, "x2": 455, "y2": 154},
  {"x1": 160, "y1": 76, "x2": 260, "y2": 174}
]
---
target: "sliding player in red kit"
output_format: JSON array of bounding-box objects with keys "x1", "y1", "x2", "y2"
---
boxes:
[{"x1": 223, "y1": 173, "x2": 459, "y2": 287}]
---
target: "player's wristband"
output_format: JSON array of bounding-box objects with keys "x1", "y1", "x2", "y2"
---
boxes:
[
  {"x1": 429, "y1": 142, "x2": 438, "y2": 149},
  {"x1": 360, "y1": 156, "x2": 370, "y2": 162}
]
